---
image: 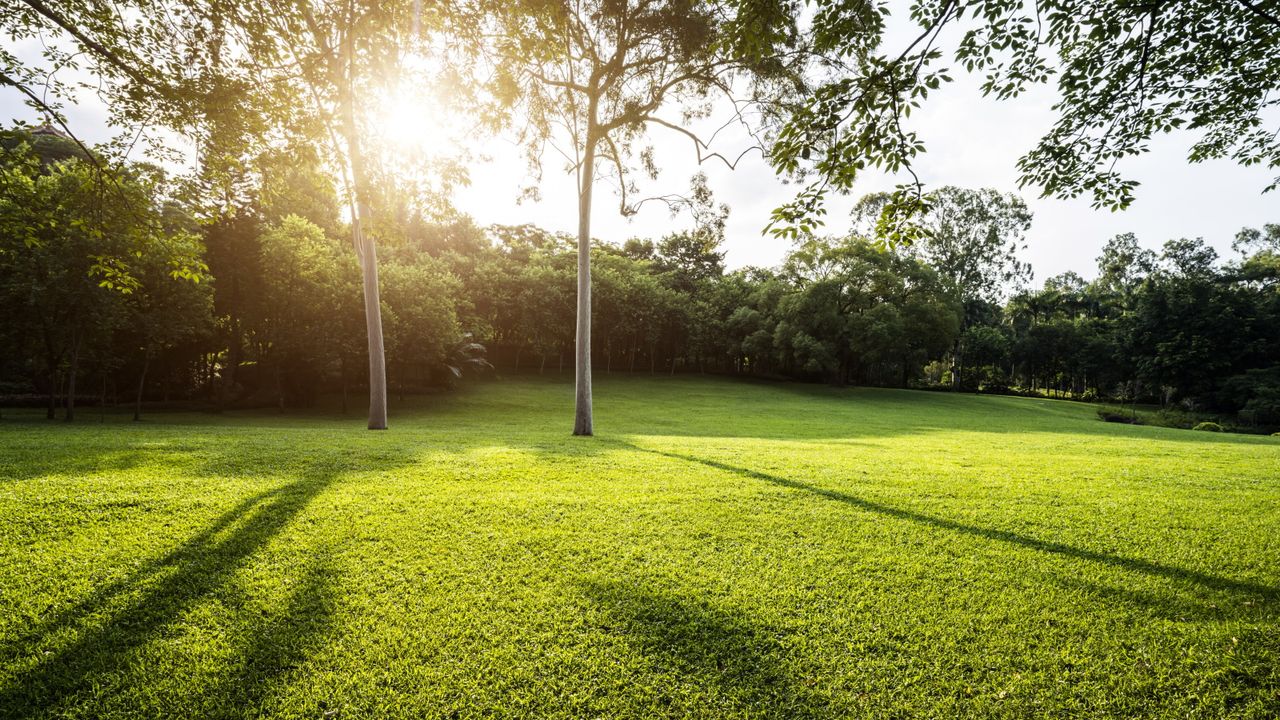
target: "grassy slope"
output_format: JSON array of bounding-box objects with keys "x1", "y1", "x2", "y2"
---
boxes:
[{"x1": 0, "y1": 376, "x2": 1277, "y2": 719}]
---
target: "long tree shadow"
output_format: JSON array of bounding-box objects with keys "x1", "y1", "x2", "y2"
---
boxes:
[
  {"x1": 196, "y1": 544, "x2": 341, "y2": 719},
  {"x1": 0, "y1": 449, "x2": 398, "y2": 719},
  {"x1": 624, "y1": 444, "x2": 1279, "y2": 604},
  {"x1": 582, "y1": 580, "x2": 828, "y2": 718}
]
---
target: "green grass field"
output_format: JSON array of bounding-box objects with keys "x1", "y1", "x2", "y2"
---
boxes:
[{"x1": 1, "y1": 376, "x2": 1278, "y2": 718}]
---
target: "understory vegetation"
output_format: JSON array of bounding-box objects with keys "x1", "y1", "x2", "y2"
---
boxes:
[{"x1": 1, "y1": 377, "x2": 1277, "y2": 719}]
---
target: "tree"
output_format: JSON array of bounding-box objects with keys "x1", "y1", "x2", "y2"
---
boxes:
[
  {"x1": 1, "y1": 0, "x2": 435, "y2": 430},
  {"x1": 257, "y1": 215, "x2": 347, "y2": 409},
  {"x1": 479, "y1": 0, "x2": 801, "y2": 434},
  {"x1": 908, "y1": 187, "x2": 1031, "y2": 305},
  {"x1": 125, "y1": 224, "x2": 214, "y2": 421},
  {"x1": 767, "y1": 0, "x2": 1280, "y2": 238},
  {"x1": 775, "y1": 234, "x2": 959, "y2": 385},
  {"x1": 0, "y1": 132, "x2": 206, "y2": 420},
  {"x1": 379, "y1": 254, "x2": 463, "y2": 392},
  {"x1": 867, "y1": 187, "x2": 1029, "y2": 387}
]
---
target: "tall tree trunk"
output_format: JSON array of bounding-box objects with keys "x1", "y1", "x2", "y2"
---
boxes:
[
  {"x1": 65, "y1": 329, "x2": 80, "y2": 422},
  {"x1": 341, "y1": 54, "x2": 388, "y2": 431},
  {"x1": 134, "y1": 350, "x2": 151, "y2": 422},
  {"x1": 573, "y1": 125, "x2": 598, "y2": 436}
]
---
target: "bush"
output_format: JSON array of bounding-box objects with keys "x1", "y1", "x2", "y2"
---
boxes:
[
  {"x1": 1218, "y1": 366, "x2": 1280, "y2": 424},
  {"x1": 1192, "y1": 421, "x2": 1223, "y2": 432},
  {"x1": 1098, "y1": 409, "x2": 1136, "y2": 424}
]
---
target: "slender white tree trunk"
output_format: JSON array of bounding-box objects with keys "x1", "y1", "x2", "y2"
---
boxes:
[
  {"x1": 573, "y1": 130, "x2": 597, "y2": 436},
  {"x1": 355, "y1": 212, "x2": 388, "y2": 430},
  {"x1": 341, "y1": 39, "x2": 388, "y2": 431}
]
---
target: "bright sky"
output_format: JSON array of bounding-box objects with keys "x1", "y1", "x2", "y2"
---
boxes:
[
  {"x1": 4, "y1": 35, "x2": 1277, "y2": 286},
  {"x1": 450, "y1": 69, "x2": 1279, "y2": 283}
]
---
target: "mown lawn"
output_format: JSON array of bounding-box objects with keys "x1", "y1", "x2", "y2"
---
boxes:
[{"x1": 1, "y1": 376, "x2": 1278, "y2": 719}]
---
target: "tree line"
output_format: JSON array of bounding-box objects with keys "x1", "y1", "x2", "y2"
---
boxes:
[{"x1": 4, "y1": 125, "x2": 1277, "y2": 427}]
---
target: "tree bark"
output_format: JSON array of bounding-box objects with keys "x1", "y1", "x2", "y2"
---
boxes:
[
  {"x1": 65, "y1": 329, "x2": 80, "y2": 422},
  {"x1": 133, "y1": 350, "x2": 150, "y2": 422},
  {"x1": 573, "y1": 121, "x2": 598, "y2": 436},
  {"x1": 341, "y1": 41, "x2": 388, "y2": 431},
  {"x1": 341, "y1": 355, "x2": 349, "y2": 415},
  {"x1": 220, "y1": 320, "x2": 240, "y2": 409},
  {"x1": 276, "y1": 359, "x2": 285, "y2": 413},
  {"x1": 46, "y1": 365, "x2": 57, "y2": 420}
]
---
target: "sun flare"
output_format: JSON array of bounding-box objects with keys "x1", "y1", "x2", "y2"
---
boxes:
[{"x1": 371, "y1": 81, "x2": 465, "y2": 157}]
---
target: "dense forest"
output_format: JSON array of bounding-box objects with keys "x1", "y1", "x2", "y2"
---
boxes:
[{"x1": 3, "y1": 125, "x2": 1278, "y2": 427}]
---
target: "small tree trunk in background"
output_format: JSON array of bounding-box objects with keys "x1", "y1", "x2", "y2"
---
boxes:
[
  {"x1": 221, "y1": 323, "x2": 241, "y2": 409},
  {"x1": 276, "y1": 360, "x2": 285, "y2": 413},
  {"x1": 558, "y1": 351, "x2": 563, "y2": 374},
  {"x1": 540, "y1": 353, "x2": 547, "y2": 374},
  {"x1": 46, "y1": 365, "x2": 57, "y2": 420},
  {"x1": 134, "y1": 351, "x2": 151, "y2": 422},
  {"x1": 514, "y1": 346, "x2": 522, "y2": 371},
  {"x1": 100, "y1": 373, "x2": 107, "y2": 423},
  {"x1": 572, "y1": 124, "x2": 598, "y2": 437},
  {"x1": 341, "y1": 356, "x2": 349, "y2": 415},
  {"x1": 65, "y1": 330, "x2": 80, "y2": 422}
]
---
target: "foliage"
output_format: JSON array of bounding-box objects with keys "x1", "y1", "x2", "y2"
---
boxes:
[
  {"x1": 766, "y1": 0, "x2": 1280, "y2": 237},
  {"x1": 1192, "y1": 421, "x2": 1223, "y2": 433}
]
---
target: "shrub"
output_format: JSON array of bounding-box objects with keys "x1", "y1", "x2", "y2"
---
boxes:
[
  {"x1": 1192, "y1": 421, "x2": 1223, "y2": 432},
  {"x1": 1098, "y1": 409, "x2": 1136, "y2": 424}
]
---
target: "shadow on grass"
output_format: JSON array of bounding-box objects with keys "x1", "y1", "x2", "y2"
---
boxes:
[
  {"x1": 628, "y1": 444, "x2": 1279, "y2": 605},
  {"x1": 0, "y1": 448, "x2": 409, "y2": 718},
  {"x1": 583, "y1": 580, "x2": 826, "y2": 718}
]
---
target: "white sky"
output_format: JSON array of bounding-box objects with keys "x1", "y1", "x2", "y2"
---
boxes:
[
  {"x1": 4, "y1": 33, "x2": 1277, "y2": 285},
  {"x1": 450, "y1": 70, "x2": 1278, "y2": 283}
]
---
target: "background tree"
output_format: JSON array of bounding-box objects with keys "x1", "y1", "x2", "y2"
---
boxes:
[{"x1": 479, "y1": 0, "x2": 802, "y2": 435}]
